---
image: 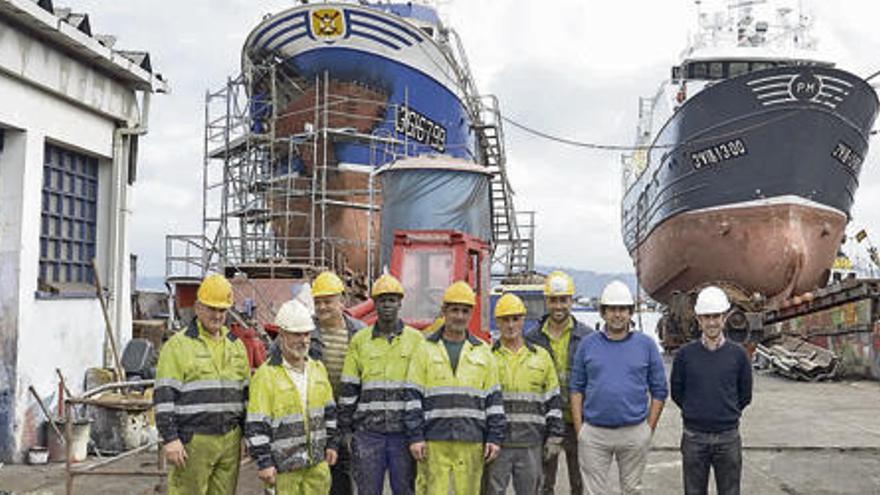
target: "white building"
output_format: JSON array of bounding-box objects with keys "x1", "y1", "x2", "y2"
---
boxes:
[{"x1": 0, "y1": 0, "x2": 167, "y2": 462}]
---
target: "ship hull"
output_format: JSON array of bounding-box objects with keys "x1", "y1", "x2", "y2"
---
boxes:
[
  {"x1": 623, "y1": 66, "x2": 878, "y2": 303},
  {"x1": 633, "y1": 199, "x2": 846, "y2": 304},
  {"x1": 242, "y1": 3, "x2": 478, "y2": 273}
]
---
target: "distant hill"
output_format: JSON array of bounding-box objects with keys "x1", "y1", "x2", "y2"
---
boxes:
[{"x1": 534, "y1": 265, "x2": 638, "y2": 299}]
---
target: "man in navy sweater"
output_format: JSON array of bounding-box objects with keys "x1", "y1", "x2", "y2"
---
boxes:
[
  {"x1": 671, "y1": 286, "x2": 753, "y2": 495},
  {"x1": 570, "y1": 281, "x2": 667, "y2": 495}
]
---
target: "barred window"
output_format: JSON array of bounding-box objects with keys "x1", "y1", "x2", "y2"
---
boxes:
[{"x1": 39, "y1": 143, "x2": 98, "y2": 291}]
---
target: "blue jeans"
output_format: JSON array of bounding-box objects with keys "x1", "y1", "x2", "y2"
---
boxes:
[
  {"x1": 680, "y1": 427, "x2": 742, "y2": 495},
  {"x1": 352, "y1": 430, "x2": 415, "y2": 495}
]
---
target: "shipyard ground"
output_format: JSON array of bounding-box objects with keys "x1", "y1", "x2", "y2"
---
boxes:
[{"x1": 2, "y1": 370, "x2": 879, "y2": 494}]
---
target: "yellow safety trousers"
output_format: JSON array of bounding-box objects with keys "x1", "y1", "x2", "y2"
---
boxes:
[
  {"x1": 167, "y1": 427, "x2": 241, "y2": 495},
  {"x1": 416, "y1": 441, "x2": 484, "y2": 495},
  {"x1": 272, "y1": 461, "x2": 331, "y2": 494}
]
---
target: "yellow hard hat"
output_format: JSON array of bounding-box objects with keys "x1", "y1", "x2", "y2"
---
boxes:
[
  {"x1": 371, "y1": 274, "x2": 404, "y2": 298},
  {"x1": 312, "y1": 271, "x2": 345, "y2": 298},
  {"x1": 495, "y1": 293, "x2": 526, "y2": 318},
  {"x1": 544, "y1": 271, "x2": 575, "y2": 296},
  {"x1": 197, "y1": 273, "x2": 234, "y2": 309},
  {"x1": 443, "y1": 281, "x2": 476, "y2": 306}
]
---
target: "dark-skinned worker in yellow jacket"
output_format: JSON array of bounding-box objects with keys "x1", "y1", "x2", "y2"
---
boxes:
[
  {"x1": 404, "y1": 281, "x2": 506, "y2": 495},
  {"x1": 246, "y1": 299, "x2": 339, "y2": 494},
  {"x1": 339, "y1": 274, "x2": 424, "y2": 494},
  {"x1": 154, "y1": 273, "x2": 250, "y2": 494}
]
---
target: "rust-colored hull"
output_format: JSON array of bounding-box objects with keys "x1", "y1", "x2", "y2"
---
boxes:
[
  {"x1": 269, "y1": 170, "x2": 379, "y2": 272},
  {"x1": 632, "y1": 202, "x2": 846, "y2": 304},
  {"x1": 269, "y1": 80, "x2": 387, "y2": 273}
]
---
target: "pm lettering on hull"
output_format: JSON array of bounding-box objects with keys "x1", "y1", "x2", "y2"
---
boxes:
[
  {"x1": 395, "y1": 105, "x2": 447, "y2": 153},
  {"x1": 690, "y1": 138, "x2": 748, "y2": 169}
]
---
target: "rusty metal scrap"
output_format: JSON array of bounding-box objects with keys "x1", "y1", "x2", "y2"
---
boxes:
[{"x1": 755, "y1": 337, "x2": 840, "y2": 381}]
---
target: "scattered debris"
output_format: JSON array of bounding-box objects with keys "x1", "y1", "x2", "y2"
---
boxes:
[{"x1": 755, "y1": 337, "x2": 840, "y2": 381}]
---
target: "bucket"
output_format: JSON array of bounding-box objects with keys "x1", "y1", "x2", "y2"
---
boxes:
[
  {"x1": 47, "y1": 419, "x2": 91, "y2": 462},
  {"x1": 27, "y1": 446, "x2": 49, "y2": 465}
]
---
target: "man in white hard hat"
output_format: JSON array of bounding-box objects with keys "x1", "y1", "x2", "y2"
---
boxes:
[
  {"x1": 570, "y1": 280, "x2": 667, "y2": 495},
  {"x1": 245, "y1": 300, "x2": 339, "y2": 493},
  {"x1": 671, "y1": 286, "x2": 753, "y2": 495}
]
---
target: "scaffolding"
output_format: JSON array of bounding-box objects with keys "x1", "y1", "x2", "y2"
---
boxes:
[{"x1": 166, "y1": 49, "x2": 534, "y2": 288}]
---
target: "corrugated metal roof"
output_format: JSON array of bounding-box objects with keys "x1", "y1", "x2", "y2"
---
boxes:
[{"x1": 0, "y1": 0, "x2": 168, "y2": 93}]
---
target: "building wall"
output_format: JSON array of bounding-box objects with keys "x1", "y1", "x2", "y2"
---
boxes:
[{"x1": 0, "y1": 32, "x2": 137, "y2": 461}]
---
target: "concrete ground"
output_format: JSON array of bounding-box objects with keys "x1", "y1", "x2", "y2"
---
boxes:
[{"x1": 2, "y1": 371, "x2": 880, "y2": 494}]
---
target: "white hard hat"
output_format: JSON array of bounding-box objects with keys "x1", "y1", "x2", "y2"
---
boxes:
[
  {"x1": 694, "y1": 286, "x2": 731, "y2": 315},
  {"x1": 599, "y1": 280, "x2": 634, "y2": 306},
  {"x1": 274, "y1": 300, "x2": 315, "y2": 334}
]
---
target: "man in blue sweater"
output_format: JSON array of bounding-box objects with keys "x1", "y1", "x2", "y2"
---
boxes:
[
  {"x1": 671, "y1": 286, "x2": 753, "y2": 495},
  {"x1": 570, "y1": 281, "x2": 667, "y2": 495}
]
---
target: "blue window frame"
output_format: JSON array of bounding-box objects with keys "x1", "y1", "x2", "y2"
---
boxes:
[{"x1": 39, "y1": 143, "x2": 98, "y2": 288}]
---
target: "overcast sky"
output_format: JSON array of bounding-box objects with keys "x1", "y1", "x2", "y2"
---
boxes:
[{"x1": 70, "y1": 0, "x2": 880, "y2": 280}]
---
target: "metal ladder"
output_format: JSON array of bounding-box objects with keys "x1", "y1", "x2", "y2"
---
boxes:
[{"x1": 447, "y1": 27, "x2": 534, "y2": 277}]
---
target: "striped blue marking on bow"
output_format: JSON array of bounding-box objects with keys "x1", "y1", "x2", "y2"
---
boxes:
[{"x1": 251, "y1": 11, "x2": 308, "y2": 50}]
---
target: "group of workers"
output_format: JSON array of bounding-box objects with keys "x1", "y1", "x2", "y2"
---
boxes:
[{"x1": 154, "y1": 269, "x2": 752, "y2": 495}]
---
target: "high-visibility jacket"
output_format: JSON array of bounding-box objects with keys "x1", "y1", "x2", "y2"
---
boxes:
[
  {"x1": 404, "y1": 328, "x2": 505, "y2": 445},
  {"x1": 338, "y1": 321, "x2": 424, "y2": 436},
  {"x1": 154, "y1": 321, "x2": 250, "y2": 444},
  {"x1": 245, "y1": 350, "x2": 338, "y2": 473},
  {"x1": 492, "y1": 341, "x2": 564, "y2": 446}
]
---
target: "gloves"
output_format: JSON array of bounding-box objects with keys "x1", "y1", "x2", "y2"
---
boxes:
[{"x1": 543, "y1": 438, "x2": 563, "y2": 460}]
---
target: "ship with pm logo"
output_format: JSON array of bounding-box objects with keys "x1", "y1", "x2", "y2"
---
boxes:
[{"x1": 620, "y1": 0, "x2": 879, "y2": 304}]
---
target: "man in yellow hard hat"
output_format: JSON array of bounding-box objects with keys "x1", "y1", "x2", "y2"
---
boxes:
[
  {"x1": 246, "y1": 299, "x2": 339, "y2": 494},
  {"x1": 154, "y1": 273, "x2": 250, "y2": 494},
  {"x1": 309, "y1": 271, "x2": 365, "y2": 495},
  {"x1": 405, "y1": 281, "x2": 506, "y2": 495},
  {"x1": 524, "y1": 270, "x2": 593, "y2": 495},
  {"x1": 484, "y1": 293, "x2": 564, "y2": 494},
  {"x1": 339, "y1": 274, "x2": 424, "y2": 494}
]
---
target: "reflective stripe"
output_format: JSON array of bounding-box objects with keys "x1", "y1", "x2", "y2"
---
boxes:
[
  {"x1": 339, "y1": 396, "x2": 358, "y2": 406},
  {"x1": 424, "y1": 386, "x2": 487, "y2": 399},
  {"x1": 356, "y1": 400, "x2": 407, "y2": 411},
  {"x1": 175, "y1": 402, "x2": 244, "y2": 415},
  {"x1": 325, "y1": 420, "x2": 337, "y2": 429},
  {"x1": 312, "y1": 430, "x2": 328, "y2": 442},
  {"x1": 404, "y1": 400, "x2": 422, "y2": 410},
  {"x1": 154, "y1": 403, "x2": 175, "y2": 414},
  {"x1": 249, "y1": 435, "x2": 271, "y2": 446},
  {"x1": 341, "y1": 375, "x2": 360, "y2": 385},
  {"x1": 425, "y1": 409, "x2": 486, "y2": 421},
  {"x1": 546, "y1": 409, "x2": 563, "y2": 419},
  {"x1": 544, "y1": 387, "x2": 561, "y2": 402},
  {"x1": 181, "y1": 379, "x2": 247, "y2": 393},
  {"x1": 405, "y1": 381, "x2": 425, "y2": 395},
  {"x1": 271, "y1": 414, "x2": 305, "y2": 429},
  {"x1": 273, "y1": 435, "x2": 307, "y2": 450},
  {"x1": 507, "y1": 413, "x2": 545, "y2": 425},
  {"x1": 308, "y1": 407, "x2": 328, "y2": 417},
  {"x1": 361, "y1": 380, "x2": 408, "y2": 391},
  {"x1": 155, "y1": 378, "x2": 182, "y2": 390},
  {"x1": 503, "y1": 391, "x2": 544, "y2": 402},
  {"x1": 486, "y1": 405, "x2": 504, "y2": 416},
  {"x1": 247, "y1": 412, "x2": 271, "y2": 423}
]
